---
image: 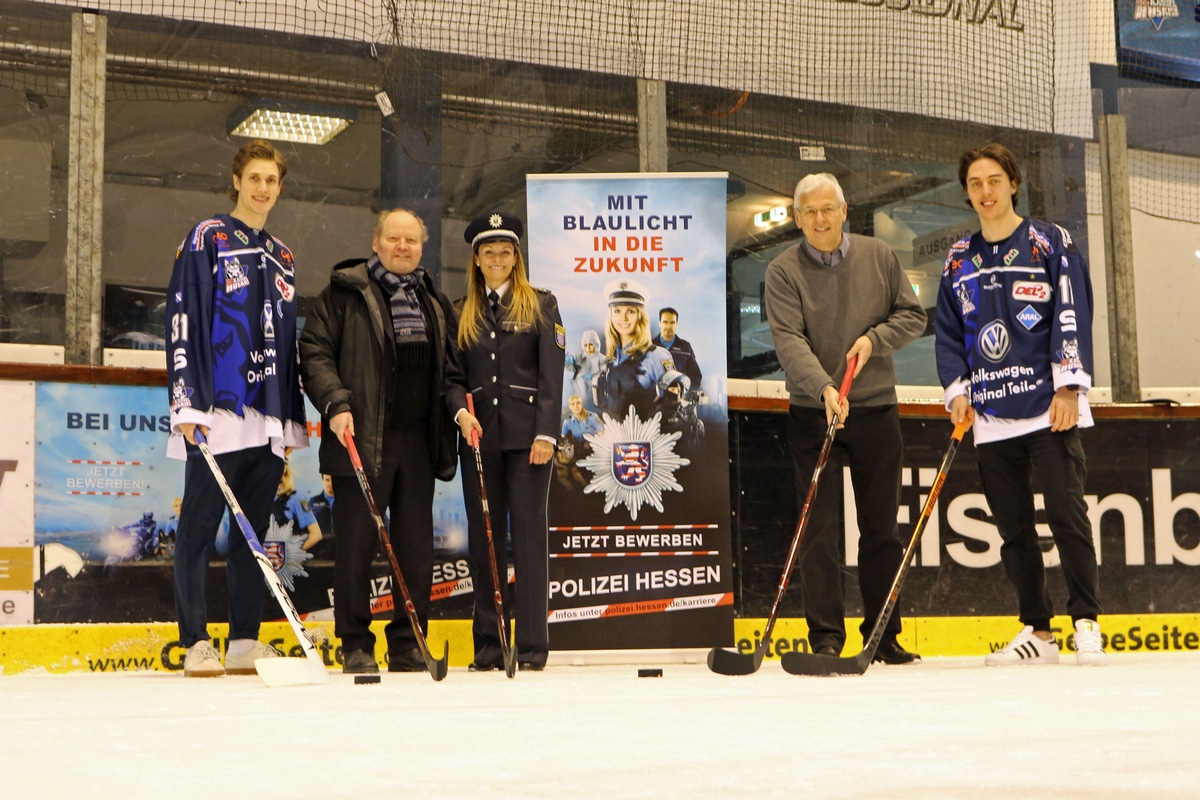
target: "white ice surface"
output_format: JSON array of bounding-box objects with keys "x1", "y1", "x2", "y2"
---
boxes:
[{"x1": 4, "y1": 653, "x2": 1200, "y2": 799}]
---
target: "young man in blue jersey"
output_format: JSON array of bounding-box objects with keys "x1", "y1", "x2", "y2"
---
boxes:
[
  {"x1": 935, "y1": 143, "x2": 1105, "y2": 666},
  {"x1": 166, "y1": 140, "x2": 309, "y2": 677}
]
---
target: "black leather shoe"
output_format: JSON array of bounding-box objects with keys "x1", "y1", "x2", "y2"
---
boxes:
[
  {"x1": 873, "y1": 641, "x2": 920, "y2": 665},
  {"x1": 386, "y1": 647, "x2": 426, "y2": 673},
  {"x1": 468, "y1": 659, "x2": 502, "y2": 672},
  {"x1": 814, "y1": 645, "x2": 839, "y2": 657},
  {"x1": 342, "y1": 649, "x2": 379, "y2": 674},
  {"x1": 518, "y1": 661, "x2": 545, "y2": 671}
]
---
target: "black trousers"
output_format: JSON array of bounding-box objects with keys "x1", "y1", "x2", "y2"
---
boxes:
[
  {"x1": 331, "y1": 429, "x2": 434, "y2": 657},
  {"x1": 787, "y1": 404, "x2": 905, "y2": 652},
  {"x1": 174, "y1": 444, "x2": 285, "y2": 648},
  {"x1": 460, "y1": 445, "x2": 552, "y2": 665},
  {"x1": 977, "y1": 427, "x2": 1100, "y2": 628}
]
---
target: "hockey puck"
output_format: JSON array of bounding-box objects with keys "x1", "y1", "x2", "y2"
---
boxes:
[
  {"x1": 353, "y1": 674, "x2": 381, "y2": 685},
  {"x1": 637, "y1": 668, "x2": 663, "y2": 678}
]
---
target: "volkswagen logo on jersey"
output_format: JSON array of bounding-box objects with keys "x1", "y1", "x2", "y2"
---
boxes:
[
  {"x1": 613, "y1": 441, "x2": 652, "y2": 487},
  {"x1": 978, "y1": 319, "x2": 1011, "y2": 363},
  {"x1": 1016, "y1": 304, "x2": 1043, "y2": 331}
]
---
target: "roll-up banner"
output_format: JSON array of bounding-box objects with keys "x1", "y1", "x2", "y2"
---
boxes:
[{"x1": 527, "y1": 172, "x2": 735, "y2": 650}]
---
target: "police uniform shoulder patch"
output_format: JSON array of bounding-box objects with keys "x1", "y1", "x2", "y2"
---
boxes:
[{"x1": 554, "y1": 323, "x2": 566, "y2": 350}]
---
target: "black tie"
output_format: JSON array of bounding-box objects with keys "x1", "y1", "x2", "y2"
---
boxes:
[{"x1": 488, "y1": 290, "x2": 500, "y2": 314}]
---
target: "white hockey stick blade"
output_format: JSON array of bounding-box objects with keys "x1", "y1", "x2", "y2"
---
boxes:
[{"x1": 255, "y1": 656, "x2": 329, "y2": 688}]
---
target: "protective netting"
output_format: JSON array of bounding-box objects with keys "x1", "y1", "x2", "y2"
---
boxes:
[
  {"x1": 1107, "y1": 0, "x2": 1200, "y2": 224},
  {"x1": 0, "y1": 2, "x2": 1196, "y2": 232}
]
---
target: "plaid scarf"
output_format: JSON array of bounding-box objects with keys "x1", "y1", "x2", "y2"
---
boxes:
[{"x1": 368, "y1": 255, "x2": 429, "y2": 347}]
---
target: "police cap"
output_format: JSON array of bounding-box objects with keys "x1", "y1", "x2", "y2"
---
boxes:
[
  {"x1": 465, "y1": 212, "x2": 524, "y2": 249},
  {"x1": 605, "y1": 278, "x2": 648, "y2": 307}
]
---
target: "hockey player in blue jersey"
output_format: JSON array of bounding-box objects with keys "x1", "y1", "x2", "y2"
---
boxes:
[
  {"x1": 166, "y1": 139, "x2": 309, "y2": 678},
  {"x1": 935, "y1": 143, "x2": 1105, "y2": 667}
]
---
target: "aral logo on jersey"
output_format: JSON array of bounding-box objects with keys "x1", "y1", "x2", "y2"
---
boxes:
[
  {"x1": 1016, "y1": 305, "x2": 1043, "y2": 331},
  {"x1": 1012, "y1": 281, "x2": 1050, "y2": 302},
  {"x1": 978, "y1": 319, "x2": 1011, "y2": 363}
]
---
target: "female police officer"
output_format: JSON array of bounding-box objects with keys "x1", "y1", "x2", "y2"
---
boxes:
[{"x1": 446, "y1": 212, "x2": 565, "y2": 671}]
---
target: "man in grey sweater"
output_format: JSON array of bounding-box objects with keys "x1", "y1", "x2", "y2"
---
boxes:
[{"x1": 764, "y1": 172, "x2": 927, "y2": 664}]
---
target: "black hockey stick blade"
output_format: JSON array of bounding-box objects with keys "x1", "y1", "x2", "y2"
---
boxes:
[
  {"x1": 423, "y1": 640, "x2": 450, "y2": 682},
  {"x1": 780, "y1": 649, "x2": 871, "y2": 676},
  {"x1": 503, "y1": 641, "x2": 517, "y2": 678},
  {"x1": 706, "y1": 643, "x2": 765, "y2": 676}
]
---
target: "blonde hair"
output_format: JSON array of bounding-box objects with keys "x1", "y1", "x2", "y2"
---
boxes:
[
  {"x1": 457, "y1": 247, "x2": 545, "y2": 348},
  {"x1": 605, "y1": 304, "x2": 652, "y2": 360},
  {"x1": 568, "y1": 394, "x2": 591, "y2": 422},
  {"x1": 277, "y1": 463, "x2": 295, "y2": 496}
]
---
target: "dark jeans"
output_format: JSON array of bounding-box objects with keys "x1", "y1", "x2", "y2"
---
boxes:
[
  {"x1": 332, "y1": 429, "x2": 434, "y2": 656},
  {"x1": 174, "y1": 444, "x2": 285, "y2": 648},
  {"x1": 977, "y1": 427, "x2": 1100, "y2": 628},
  {"x1": 460, "y1": 445, "x2": 552, "y2": 665},
  {"x1": 787, "y1": 404, "x2": 905, "y2": 653}
]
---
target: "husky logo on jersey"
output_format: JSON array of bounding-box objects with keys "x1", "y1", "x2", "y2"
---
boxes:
[
  {"x1": 1003, "y1": 248, "x2": 1020, "y2": 265},
  {"x1": 957, "y1": 283, "x2": 975, "y2": 315},
  {"x1": 261, "y1": 301, "x2": 275, "y2": 340},
  {"x1": 234, "y1": 229, "x2": 250, "y2": 246},
  {"x1": 223, "y1": 258, "x2": 250, "y2": 293},
  {"x1": 1013, "y1": 281, "x2": 1050, "y2": 302},
  {"x1": 274, "y1": 273, "x2": 295, "y2": 303},
  {"x1": 170, "y1": 378, "x2": 193, "y2": 411},
  {"x1": 1016, "y1": 305, "x2": 1042, "y2": 331},
  {"x1": 1059, "y1": 337, "x2": 1082, "y2": 372},
  {"x1": 978, "y1": 320, "x2": 1011, "y2": 363}
]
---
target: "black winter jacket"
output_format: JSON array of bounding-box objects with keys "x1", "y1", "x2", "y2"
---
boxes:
[{"x1": 299, "y1": 258, "x2": 457, "y2": 481}]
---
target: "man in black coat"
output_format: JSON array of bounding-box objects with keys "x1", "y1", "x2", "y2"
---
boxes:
[{"x1": 299, "y1": 208, "x2": 457, "y2": 675}]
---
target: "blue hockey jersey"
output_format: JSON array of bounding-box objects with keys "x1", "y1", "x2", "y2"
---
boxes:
[
  {"x1": 935, "y1": 218, "x2": 1094, "y2": 442},
  {"x1": 166, "y1": 214, "x2": 308, "y2": 459}
]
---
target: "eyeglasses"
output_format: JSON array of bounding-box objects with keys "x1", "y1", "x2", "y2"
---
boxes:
[{"x1": 798, "y1": 205, "x2": 842, "y2": 220}]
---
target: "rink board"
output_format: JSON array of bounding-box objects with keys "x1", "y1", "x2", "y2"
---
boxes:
[{"x1": 3, "y1": 613, "x2": 1199, "y2": 674}]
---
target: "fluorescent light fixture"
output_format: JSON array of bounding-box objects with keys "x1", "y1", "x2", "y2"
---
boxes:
[
  {"x1": 753, "y1": 205, "x2": 790, "y2": 228},
  {"x1": 228, "y1": 101, "x2": 356, "y2": 145}
]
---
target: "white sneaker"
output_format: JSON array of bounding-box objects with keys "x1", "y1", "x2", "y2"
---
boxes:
[
  {"x1": 984, "y1": 625, "x2": 1060, "y2": 666},
  {"x1": 224, "y1": 640, "x2": 282, "y2": 675},
  {"x1": 1073, "y1": 619, "x2": 1107, "y2": 666},
  {"x1": 184, "y1": 641, "x2": 225, "y2": 677}
]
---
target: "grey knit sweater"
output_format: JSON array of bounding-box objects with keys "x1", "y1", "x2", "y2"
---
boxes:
[{"x1": 764, "y1": 233, "x2": 926, "y2": 408}]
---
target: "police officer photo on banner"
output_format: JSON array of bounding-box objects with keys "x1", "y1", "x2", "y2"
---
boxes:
[{"x1": 526, "y1": 172, "x2": 733, "y2": 651}]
